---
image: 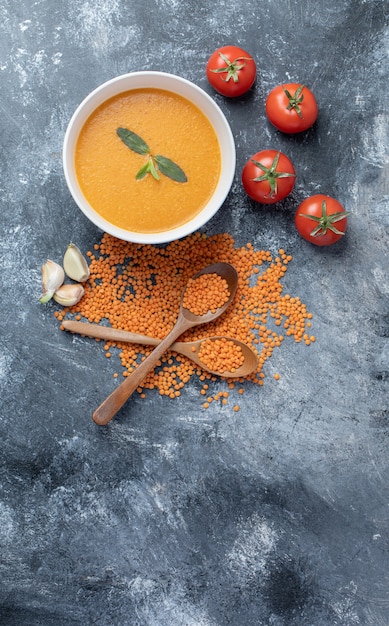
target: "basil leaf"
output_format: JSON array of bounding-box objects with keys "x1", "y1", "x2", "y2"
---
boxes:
[
  {"x1": 117, "y1": 128, "x2": 150, "y2": 155},
  {"x1": 149, "y1": 158, "x2": 160, "y2": 180},
  {"x1": 155, "y1": 155, "x2": 187, "y2": 183},
  {"x1": 135, "y1": 161, "x2": 152, "y2": 180},
  {"x1": 136, "y1": 157, "x2": 161, "y2": 181}
]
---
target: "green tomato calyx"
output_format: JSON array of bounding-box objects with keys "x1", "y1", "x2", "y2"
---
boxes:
[
  {"x1": 300, "y1": 200, "x2": 350, "y2": 237},
  {"x1": 251, "y1": 151, "x2": 295, "y2": 198},
  {"x1": 283, "y1": 84, "x2": 305, "y2": 118},
  {"x1": 210, "y1": 52, "x2": 253, "y2": 83}
]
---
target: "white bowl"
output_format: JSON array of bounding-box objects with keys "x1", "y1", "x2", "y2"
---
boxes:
[{"x1": 63, "y1": 71, "x2": 236, "y2": 244}]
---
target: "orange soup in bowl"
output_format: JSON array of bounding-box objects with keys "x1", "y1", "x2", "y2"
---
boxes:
[{"x1": 74, "y1": 88, "x2": 221, "y2": 234}]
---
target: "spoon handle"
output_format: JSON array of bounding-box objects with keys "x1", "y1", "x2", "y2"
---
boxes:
[
  {"x1": 92, "y1": 316, "x2": 191, "y2": 426},
  {"x1": 62, "y1": 320, "x2": 161, "y2": 347}
]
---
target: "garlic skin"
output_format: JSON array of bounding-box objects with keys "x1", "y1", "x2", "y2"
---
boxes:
[
  {"x1": 40, "y1": 260, "x2": 65, "y2": 303},
  {"x1": 53, "y1": 283, "x2": 84, "y2": 306},
  {"x1": 63, "y1": 243, "x2": 90, "y2": 282}
]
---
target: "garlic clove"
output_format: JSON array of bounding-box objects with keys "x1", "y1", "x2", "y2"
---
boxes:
[
  {"x1": 40, "y1": 259, "x2": 65, "y2": 303},
  {"x1": 63, "y1": 243, "x2": 90, "y2": 282},
  {"x1": 53, "y1": 283, "x2": 84, "y2": 306}
]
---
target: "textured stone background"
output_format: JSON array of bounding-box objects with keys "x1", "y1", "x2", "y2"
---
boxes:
[{"x1": 0, "y1": 1, "x2": 388, "y2": 624}]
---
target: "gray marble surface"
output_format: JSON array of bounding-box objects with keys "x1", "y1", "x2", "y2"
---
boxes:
[{"x1": 1, "y1": 1, "x2": 388, "y2": 624}]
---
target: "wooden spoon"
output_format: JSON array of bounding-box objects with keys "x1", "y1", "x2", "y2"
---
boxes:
[
  {"x1": 62, "y1": 320, "x2": 258, "y2": 378},
  {"x1": 91, "y1": 262, "x2": 239, "y2": 425}
]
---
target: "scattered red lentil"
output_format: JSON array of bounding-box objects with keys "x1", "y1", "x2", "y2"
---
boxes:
[{"x1": 57, "y1": 231, "x2": 314, "y2": 405}]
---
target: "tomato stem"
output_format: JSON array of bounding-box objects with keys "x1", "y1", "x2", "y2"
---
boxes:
[
  {"x1": 300, "y1": 200, "x2": 350, "y2": 237},
  {"x1": 250, "y1": 151, "x2": 295, "y2": 198},
  {"x1": 210, "y1": 52, "x2": 253, "y2": 83},
  {"x1": 283, "y1": 84, "x2": 305, "y2": 118}
]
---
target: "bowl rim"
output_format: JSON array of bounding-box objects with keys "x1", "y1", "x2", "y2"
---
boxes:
[{"x1": 63, "y1": 71, "x2": 236, "y2": 244}]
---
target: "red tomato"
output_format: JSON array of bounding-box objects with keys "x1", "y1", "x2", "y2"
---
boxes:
[
  {"x1": 241, "y1": 150, "x2": 296, "y2": 204},
  {"x1": 266, "y1": 83, "x2": 318, "y2": 133},
  {"x1": 206, "y1": 45, "x2": 256, "y2": 97},
  {"x1": 295, "y1": 195, "x2": 350, "y2": 246}
]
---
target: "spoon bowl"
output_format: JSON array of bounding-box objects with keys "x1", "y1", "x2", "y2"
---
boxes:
[
  {"x1": 180, "y1": 262, "x2": 238, "y2": 324},
  {"x1": 92, "y1": 262, "x2": 239, "y2": 425}
]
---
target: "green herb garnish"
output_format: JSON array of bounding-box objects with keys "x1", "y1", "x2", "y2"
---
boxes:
[
  {"x1": 117, "y1": 127, "x2": 187, "y2": 183},
  {"x1": 117, "y1": 128, "x2": 150, "y2": 155}
]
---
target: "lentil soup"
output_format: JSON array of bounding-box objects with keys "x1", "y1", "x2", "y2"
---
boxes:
[{"x1": 75, "y1": 88, "x2": 221, "y2": 233}]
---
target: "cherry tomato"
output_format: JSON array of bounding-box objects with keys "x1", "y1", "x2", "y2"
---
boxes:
[
  {"x1": 266, "y1": 83, "x2": 318, "y2": 133},
  {"x1": 206, "y1": 45, "x2": 256, "y2": 97},
  {"x1": 241, "y1": 150, "x2": 296, "y2": 204},
  {"x1": 295, "y1": 195, "x2": 350, "y2": 246}
]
